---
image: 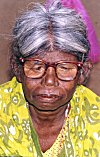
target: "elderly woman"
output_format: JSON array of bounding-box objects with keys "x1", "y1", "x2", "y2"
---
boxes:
[{"x1": 0, "y1": 1, "x2": 100, "y2": 157}]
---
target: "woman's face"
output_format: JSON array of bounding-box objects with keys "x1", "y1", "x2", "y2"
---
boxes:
[{"x1": 20, "y1": 51, "x2": 80, "y2": 111}]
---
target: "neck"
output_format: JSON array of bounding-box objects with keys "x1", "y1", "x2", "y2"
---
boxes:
[
  {"x1": 28, "y1": 103, "x2": 70, "y2": 152},
  {"x1": 29, "y1": 103, "x2": 69, "y2": 127}
]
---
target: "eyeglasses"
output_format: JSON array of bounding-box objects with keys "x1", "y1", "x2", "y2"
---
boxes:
[{"x1": 19, "y1": 58, "x2": 83, "y2": 81}]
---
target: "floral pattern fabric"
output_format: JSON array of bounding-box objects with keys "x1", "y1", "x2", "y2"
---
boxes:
[{"x1": 0, "y1": 77, "x2": 100, "y2": 157}]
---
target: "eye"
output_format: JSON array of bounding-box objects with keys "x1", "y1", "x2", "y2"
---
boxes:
[
  {"x1": 32, "y1": 64, "x2": 44, "y2": 71},
  {"x1": 58, "y1": 63, "x2": 76, "y2": 71},
  {"x1": 60, "y1": 66, "x2": 71, "y2": 70}
]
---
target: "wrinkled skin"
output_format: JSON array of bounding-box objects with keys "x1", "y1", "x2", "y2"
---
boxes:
[{"x1": 19, "y1": 51, "x2": 80, "y2": 112}]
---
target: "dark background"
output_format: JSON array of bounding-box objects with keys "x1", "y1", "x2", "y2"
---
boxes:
[{"x1": 0, "y1": 0, "x2": 100, "y2": 95}]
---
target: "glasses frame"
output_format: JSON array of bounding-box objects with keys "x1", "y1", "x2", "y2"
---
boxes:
[{"x1": 19, "y1": 57, "x2": 83, "y2": 81}]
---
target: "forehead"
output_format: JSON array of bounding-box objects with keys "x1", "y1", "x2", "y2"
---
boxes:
[{"x1": 28, "y1": 51, "x2": 78, "y2": 62}]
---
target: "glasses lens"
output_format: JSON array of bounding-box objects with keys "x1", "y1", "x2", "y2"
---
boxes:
[
  {"x1": 24, "y1": 60, "x2": 45, "y2": 78},
  {"x1": 57, "y1": 63, "x2": 78, "y2": 81}
]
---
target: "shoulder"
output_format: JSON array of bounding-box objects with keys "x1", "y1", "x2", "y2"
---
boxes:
[
  {"x1": 0, "y1": 77, "x2": 23, "y2": 116},
  {"x1": 0, "y1": 77, "x2": 22, "y2": 98},
  {"x1": 73, "y1": 84, "x2": 100, "y2": 132},
  {"x1": 71, "y1": 85, "x2": 100, "y2": 132},
  {"x1": 73, "y1": 85, "x2": 100, "y2": 120},
  {"x1": 0, "y1": 78, "x2": 32, "y2": 156},
  {"x1": 70, "y1": 85, "x2": 100, "y2": 155},
  {"x1": 75, "y1": 85, "x2": 100, "y2": 105},
  {"x1": 0, "y1": 77, "x2": 20, "y2": 91}
]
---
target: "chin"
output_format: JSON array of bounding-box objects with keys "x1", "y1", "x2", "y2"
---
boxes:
[{"x1": 29, "y1": 100, "x2": 68, "y2": 112}]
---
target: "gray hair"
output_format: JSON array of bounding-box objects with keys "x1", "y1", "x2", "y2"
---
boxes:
[{"x1": 11, "y1": 0, "x2": 90, "y2": 62}]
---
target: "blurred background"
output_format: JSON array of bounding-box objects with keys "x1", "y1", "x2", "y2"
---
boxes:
[{"x1": 0, "y1": 0, "x2": 100, "y2": 95}]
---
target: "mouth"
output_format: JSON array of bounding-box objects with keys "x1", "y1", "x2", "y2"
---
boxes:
[{"x1": 33, "y1": 94, "x2": 62, "y2": 103}]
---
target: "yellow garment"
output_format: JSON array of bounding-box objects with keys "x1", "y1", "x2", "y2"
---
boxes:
[{"x1": 0, "y1": 77, "x2": 100, "y2": 157}]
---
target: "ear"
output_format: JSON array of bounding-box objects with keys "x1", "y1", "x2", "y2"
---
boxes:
[{"x1": 78, "y1": 60, "x2": 93, "y2": 85}]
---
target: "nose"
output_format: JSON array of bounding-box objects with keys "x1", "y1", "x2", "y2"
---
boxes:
[{"x1": 41, "y1": 67, "x2": 59, "y2": 86}]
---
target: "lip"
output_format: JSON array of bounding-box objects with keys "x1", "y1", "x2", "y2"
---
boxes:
[{"x1": 33, "y1": 94, "x2": 62, "y2": 103}]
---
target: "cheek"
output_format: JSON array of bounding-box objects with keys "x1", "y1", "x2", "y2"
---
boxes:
[
  {"x1": 22, "y1": 78, "x2": 39, "y2": 100},
  {"x1": 60, "y1": 80, "x2": 77, "y2": 99}
]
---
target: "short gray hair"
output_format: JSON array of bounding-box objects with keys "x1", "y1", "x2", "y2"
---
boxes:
[{"x1": 11, "y1": 0, "x2": 90, "y2": 62}]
